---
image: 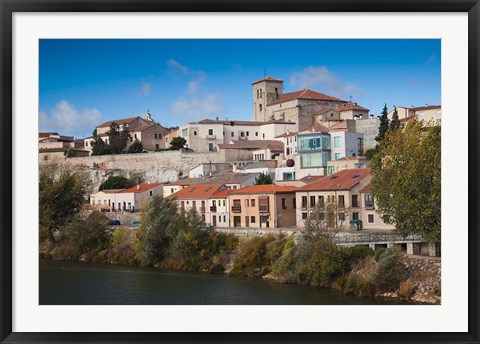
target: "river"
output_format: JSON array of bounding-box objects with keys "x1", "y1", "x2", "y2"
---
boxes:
[{"x1": 40, "y1": 260, "x2": 409, "y2": 305}]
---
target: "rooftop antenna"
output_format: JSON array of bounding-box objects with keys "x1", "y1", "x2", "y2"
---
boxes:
[
  {"x1": 264, "y1": 68, "x2": 267, "y2": 78},
  {"x1": 349, "y1": 94, "x2": 353, "y2": 103}
]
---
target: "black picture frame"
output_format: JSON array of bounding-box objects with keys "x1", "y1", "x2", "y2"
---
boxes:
[{"x1": 1, "y1": 1, "x2": 479, "y2": 343}]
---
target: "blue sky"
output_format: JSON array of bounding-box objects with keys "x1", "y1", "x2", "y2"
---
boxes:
[{"x1": 39, "y1": 39, "x2": 441, "y2": 138}]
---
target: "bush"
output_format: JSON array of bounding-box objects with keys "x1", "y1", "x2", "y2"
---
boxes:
[
  {"x1": 230, "y1": 236, "x2": 275, "y2": 278},
  {"x1": 374, "y1": 247, "x2": 387, "y2": 262},
  {"x1": 344, "y1": 275, "x2": 376, "y2": 297},
  {"x1": 271, "y1": 235, "x2": 297, "y2": 281},
  {"x1": 346, "y1": 245, "x2": 375, "y2": 265},
  {"x1": 396, "y1": 280, "x2": 415, "y2": 300},
  {"x1": 108, "y1": 227, "x2": 141, "y2": 265},
  {"x1": 373, "y1": 246, "x2": 408, "y2": 292},
  {"x1": 63, "y1": 211, "x2": 111, "y2": 255},
  {"x1": 127, "y1": 140, "x2": 143, "y2": 153}
]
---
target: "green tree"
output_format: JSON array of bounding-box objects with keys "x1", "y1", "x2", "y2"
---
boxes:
[
  {"x1": 370, "y1": 120, "x2": 441, "y2": 242},
  {"x1": 108, "y1": 122, "x2": 131, "y2": 154},
  {"x1": 389, "y1": 106, "x2": 400, "y2": 132},
  {"x1": 254, "y1": 172, "x2": 273, "y2": 185},
  {"x1": 64, "y1": 211, "x2": 111, "y2": 254},
  {"x1": 375, "y1": 103, "x2": 390, "y2": 145},
  {"x1": 137, "y1": 196, "x2": 182, "y2": 265},
  {"x1": 170, "y1": 136, "x2": 186, "y2": 150},
  {"x1": 99, "y1": 176, "x2": 134, "y2": 191},
  {"x1": 39, "y1": 163, "x2": 92, "y2": 242},
  {"x1": 373, "y1": 246, "x2": 408, "y2": 292},
  {"x1": 304, "y1": 199, "x2": 349, "y2": 236},
  {"x1": 91, "y1": 136, "x2": 112, "y2": 156},
  {"x1": 127, "y1": 139, "x2": 143, "y2": 153}
]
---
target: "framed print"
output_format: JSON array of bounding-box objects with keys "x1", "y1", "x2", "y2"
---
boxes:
[{"x1": 1, "y1": 1, "x2": 479, "y2": 343}]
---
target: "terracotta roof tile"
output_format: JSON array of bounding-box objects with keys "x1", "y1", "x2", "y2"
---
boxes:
[
  {"x1": 229, "y1": 184, "x2": 297, "y2": 194},
  {"x1": 210, "y1": 189, "x2": 233, "y2": 198},
  {"x1": 97, "y1": 116, "x2": 141, "y2": 128},
  {"x1": 251, "y1": 76, "x2": 284, "y2": 85},
  {"x1": 411, "y1": 105, "x2": 441, "y2": 111},
  {"x1": 400, "y1": 116, "x2": 415, "y2": 123},
  {"x1": 299, "y1": 175, "x2": 328, "y2": 184},
  {"x1": 168, "y1": 184, "x2": 225, "y2": 199},
  {"x1": 300, "y1": 122, "x2": 330, "y2": 134},
  {"x1": 359, "y1": 183, "x2": 371, "y2": 193},
  {"x1": 269, "y1": 89, "x2": 347, "y2": 105},
  {"x1": 120, "y1": 183, "x2": 162, "y2": 194},
  {"x1": 297, "y1": 168, "x2": 370, "y2": 192},
  {"x1": 336, "y1": 102, "x2": 369, "y2": 112}
]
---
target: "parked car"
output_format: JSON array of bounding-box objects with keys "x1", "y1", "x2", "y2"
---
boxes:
[
  {"x1": 132, "y1": 221, "x2": 141, "y2": 227},
  {"x1": 108, "y1": 220, "x2": 121, "y2": 226}
]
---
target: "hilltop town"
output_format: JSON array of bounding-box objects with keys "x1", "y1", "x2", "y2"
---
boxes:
[{"x1": 39, "y1": 75, "x2": 442, "y2": 258}]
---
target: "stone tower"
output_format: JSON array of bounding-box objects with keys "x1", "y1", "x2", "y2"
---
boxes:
[{"x1": 252, "y1": 76, "x2": 284, "y2": 122}]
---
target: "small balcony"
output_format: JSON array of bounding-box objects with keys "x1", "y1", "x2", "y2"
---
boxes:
[
  {"x1": 238, "y1": 136, "x2": 247, "y2": 141},
  {"x1": 231, "y1": 205, "x2": 242, "y2": 213},
  {"x1": 199, "y1": 206, "x2": 206, "y2": 213},
  {"x1": 259, "y1": 205, "x2": 269, "y2": 213},
  {"x1": 364, "y1": 201, "x2": 375, "y2": 209},
  {"x1": 206, "y1": 134, "x2": 216, "y2": 140},
  {"x1": 210, "y1": 206, "x2": 217, "y2": 212}
]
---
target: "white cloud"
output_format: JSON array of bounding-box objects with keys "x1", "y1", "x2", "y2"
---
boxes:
[
  {"x1": 137, "y1": 81, "x2": 152, "y2": 96},
  {"x1": 39, "y1": 100, "x2": 102, "y2": 138},
  {"x1": 171, "y1": 93, "x2": 222, "y2": 120},
  {"x1": 167, "y1": 59, "x2": 189, "y2": 74},
  {"x1": 290, "y1": 66, "x2": 362, "y2": 99}
]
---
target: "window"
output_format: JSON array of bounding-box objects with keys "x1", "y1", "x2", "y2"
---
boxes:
[
  {"x1": 358, "y1": 138, "x2": 364, "y2": 156},
  {"x1": 302, "y1": 196, "x2": 308, "y2": 208},
  {"x1": 240, "y1": 132, "x2": 245, "y2": 137},
  {"x1": 255, "y1": 132, "x2": 258, "y2": 136},
  {"x1": 302, "y1": 212, "x2": 308, "y2": 220},
  {"x1": 259, "y1": 104, "x2": 263, "y2": 112},
  {"x1": 251, "y1": 216, "x2": 256, "y2": 223},
  {"x1": 310, "y1": 196, "x2": 316, "y2": 208},
  {"x1": 159, "y1": 134, "x2": 162, "y2": 139},
  {"x1": 259, "y1": 89, "x2": 262, "y2": 98},
  {"x1": 335, "y1": 153, "x2": 342, "y2": 160},
  {"x1": 208, "y1": 129, "x2": 213, "y2": 135},
  {"x1": 286, "y1": 148, "x2": 290, "y2": 155},
  {"x1": 333, "y1": 136, "x2": 341, "y2": 148},
  {"x1": 364, "y1": 194, "x2": 374, "y2": 208},
  {"x1": 134, "y1": 134, "x2": 137, "y2": 139},
  {"x1": 327, "y1": 166, "x2": 335, "y2": 175},
  {"x1": 338, "y1": 213, "x2": 346, "y2": 221},
  {"x1": 149, "y1": 191, "x2": 153, "y2": 196},
  {"x1": 154, "y1": 134, "x2": 158, "y2": 139},
  {"x1": 262, "y1": 133, "x2": 265, "y2": 139},
  {"x1": 338, "y1": 195, "x2": 345, "y2": 207},
  {"x1": 128, "y1": 202, "x2": 131, "y2": 209},
  {"x1": 368, "y1": 214, "x2": 374, "y2": 223},
  {"x1": 194, "y1": 131, "x2": 197, "y2": 136},
  {"x1": 208, "y1": 142, "x2": 214, "y2": 151},
  {"x1": 245, "y1": 199, "x2": 249, "y2": 207},
  {"x1": 182, "y1": 128, "x2": 188, "y2": 137},
  {"x1": 231, "y1": 132, "x2": 234, "y2": 137},
  {"x1": 293, "y1": 198, "x2": 296, "y2": 209},
  {"x1": 44, "y1": 155, "x2": 49, "y2": 161},
  {"x1": 155, "y1": 144, "x2": 159, "y2": 150},
  {"x1": 352, "y1": 212, "x2": 359, "y2": 220},
  {"x1": 352, "y1": 195, "x2": 359, "y2": 208},
  {"x1": 282, "y1": 198, "x2": 287, "y2": 209},
  {"x1": 223, "y1": 215, "x2": 226, "y2": 222},
  {"x1": 223, "y1": 200, "x2": 226, "y2": 206},
  {"x1": 256, "y1": 89, "x2": 259, "y2": 99},
  {"x1": 251, "y1": 199, "x2": 256, "y2": 207},
  {"x1": 246, "y1": 131, "x2": 249, "y2": 137},
  {"x1": 318, "y1": 195, "x2": 324, "y2": 205}
]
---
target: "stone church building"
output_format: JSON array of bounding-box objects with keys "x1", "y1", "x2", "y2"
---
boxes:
[{"x1": 252, "y1": 76, "x2": 368, "y2": 132}]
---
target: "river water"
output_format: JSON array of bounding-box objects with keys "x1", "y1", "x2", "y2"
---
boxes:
[{"x1": 40, "y1": 260, "x2": 409, "y2": 305}]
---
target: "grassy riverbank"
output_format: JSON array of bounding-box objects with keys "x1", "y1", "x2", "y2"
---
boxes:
[{"x1": 39, "y1": 208, "x2": 440, "y2": 304}]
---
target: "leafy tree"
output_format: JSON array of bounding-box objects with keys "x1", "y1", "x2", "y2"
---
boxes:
[
  {"x1": 370, "y1": 120, "x2": 441, "y2": 242},
  {"x1": 91, "y1": 136, "x2": 112, "y2": 156},
  {"x1": 137, "y1": 196, "x2": 182, "y2": 264},
  {"x1": 304, "y1": 199, "x2": 349, "y2": 236},
  {"x1": 254, "y1": 172, "x2": 273, "y2": 185},
  {"x1": 64, "y1": 211, "x2": 111, "y2": 254},
  {"x1": 375, "y1": 103, "x2": 390, "y2": 145},
  {"x1": 170, "y1": 136, "x2": 186, "y2": 150},
  {"x1": 389, "y1": 106, "x2": 400, "y2": 132},
  {"x1": 108, "y1": 122, "x2": 131, "y2": 154},
  {"x1": 99, "y1": 176, "x2": 134, "y2": 191},
  {"x1": 373, "y1": 246, "x2": 408, "y2": 292},
  {"x1": 365, "y1": 148, "x2": 379, "y2": 160},
  {"x1": 39, "y1": 163, "x2": 92, "y2": 242},
  {"x1": 127, "y1": 139, "x2": 143, "y2": 153}
]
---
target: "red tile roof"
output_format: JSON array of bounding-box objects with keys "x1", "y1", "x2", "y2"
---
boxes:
[
  {"x1": 329, "y1": 120, "x2": 348, "y2": 130},
  {"x1": 269, "y1": 89, "x2": 347, "y2": 105},
  {"x1": 229, "y1": 184, "x2": 297, "y2": 194},
  {"x1": 400, "y1": 116, "x2": 415, "y2": 123},
  {"x1": 120, "y1": 183, "x2": 162, "y2": 194},
  {"x1": 297, "y1": 168, "x2": 370, "y2": 192},
  {"x1": 275, "y1": 131, "x2": 297, "y2": 138},
  {"x1": 133, "y1": 123, "x2": 168, "y2": 132},
  {"x1": 251, "y1": 76, "x2": 284, "y2": 85},
  {"x1": 97, "y1": 116, "x2": 141, "y2": 128},
  {"x1": 359, "y1": 183, "x2": 371, "y2": 193},
  {"x1": 336, "y1": 102, "x2": 369, "y2": 112},
  {"x1": 168, "y1": 184, "x2": 225, "y2": 200},
  {"x1": 210, "y1": 189, "x2": 232, "y2": 198},
  {"x1": 301, "y1": 122, "x2": 330, "y2": 134},
  {"x1": 299, "y1": 175, "x2": 328, "y2": 184},
  {"x1": 39, "y1": 132, "x2": 59, "y2": 138},
  {"x1": 411, "y1": 105, "x2": 441, "y2": 111}
]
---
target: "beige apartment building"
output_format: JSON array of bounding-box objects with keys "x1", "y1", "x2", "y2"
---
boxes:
[
  {"x1": 359, "y1": 184, "x2": 394, "y2": 231},
  {"x1": 227, "y1": 185, "x2": 297, "y2": 228},
  {"x1": 295, "y1": 168, "x2": 371, "y2": 230},
  {"x1": 208, "y1": 189, "x2": 231, "y2": 227}
]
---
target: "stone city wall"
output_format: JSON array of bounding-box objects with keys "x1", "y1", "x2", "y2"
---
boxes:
[{"x1": 41, "y1": 150, "x2": 225, "y2": 190}]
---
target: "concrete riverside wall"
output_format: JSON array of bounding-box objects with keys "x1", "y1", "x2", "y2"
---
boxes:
[{"x1": 42, "y1": 151, "x2": 224, "y2": 190}]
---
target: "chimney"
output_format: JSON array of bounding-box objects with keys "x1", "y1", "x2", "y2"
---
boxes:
[
  {"x1": 216, "y1": 116, "x2": 219, "y2": 121},
  {"x1": 137, "y1": 184, "x2": 140, "y2": 190}
]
